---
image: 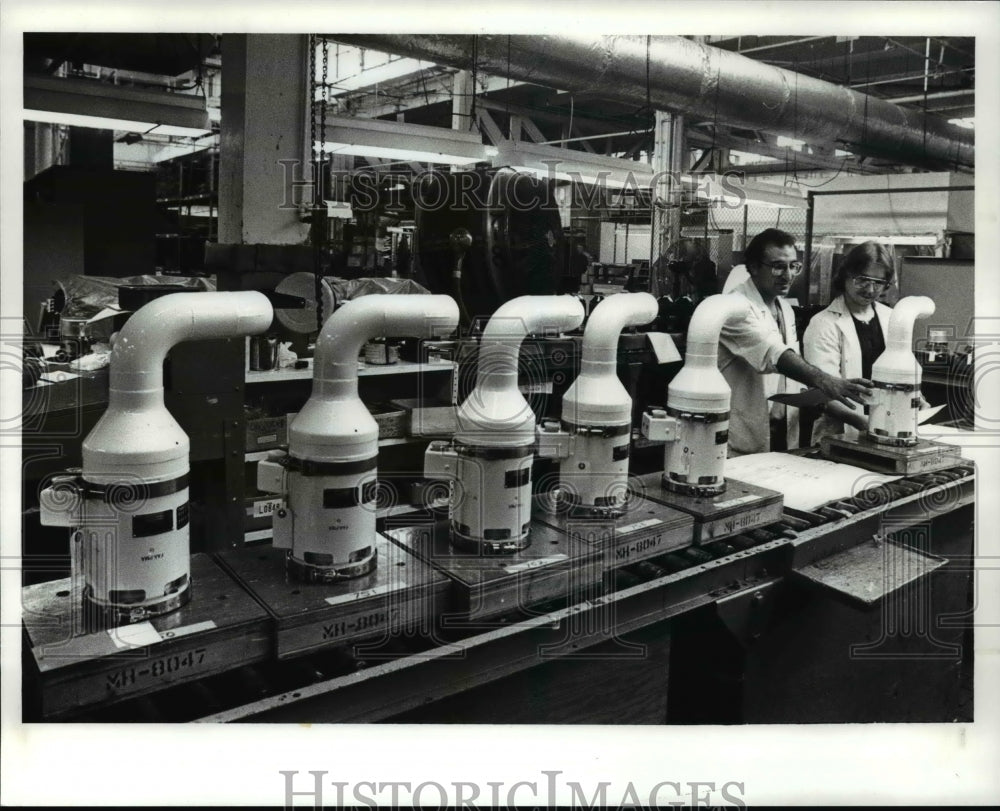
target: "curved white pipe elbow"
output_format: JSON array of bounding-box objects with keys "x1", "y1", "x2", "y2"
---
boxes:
[
  {"x1": 291, "y1": 294, "x2": 459, "y2": 461},
  {"x1": 682, "y1": 294, "x2": 751, "y2": 370},
  {"x1": 476, "y1": 294, "x2": 585, "y2": 392},
  {"x1": 580, "y1": 292, "x2": 658, "y2": 371},
  {"x1": 668, "y1": 294, "x2": 750, "y2": 414},
  {"x1": 311, "y1": 294, "x2": 459, "y2": 399},
  {"x1": 563, "y1": 292, "x2": 657, "y2": 426},
  {"x1": 885, "y1": 295, "x2": 936, "y2": 354},
  {"x1": 109, "y1": 291, "x2": 273, "y2": 403},
  {"x1": 871, "y1": 295, "x2": 935, "y2": 387},
  {"x1": 85, "y1": 291, "x2": 273, "y2": 480},
  {"x1": 459, "y1": 295, "x2": 585, "y2": 443}
]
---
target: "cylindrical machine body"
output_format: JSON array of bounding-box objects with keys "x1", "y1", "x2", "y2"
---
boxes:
[
  {"x1": 75, "y1": 478, "x2": 191, "y2": 621},
  {"x1": 452, "y1": 294, "x2": 585, "y2": 551},
  {"x1": 868, "y1": 383, "x2": 922, "y2": 446},
  {"x1": 281, "y1": 459, "x2": 378, "y2": 580},
  {"x1": 868, "y1": 295, "x2": 935, "y2": 447},
  {"x1": 286, "y1": 294, "x2": 459, "y2": 578},
  {"x1": 662, "y1": 294, "x2": 750, "y2": 495},
  {"x1": 558, "y1": 291, "x2": 658, "y2": 513},
  {"x1": 558, "y1": 424, "x2": 633, "y2": 511},
  {"x1": 662, "y1": 410, "x2": 729, "y2": 495},
  {"x1": 39, "y1": 291, "x2": 274, "y2": 624},
  {"x1": 451, "y1": 444, "x2": 534, "y2": 552}
]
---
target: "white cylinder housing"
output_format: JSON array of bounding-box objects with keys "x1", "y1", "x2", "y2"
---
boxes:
[
  {"x1": 285, "y1": 294, "x2": 459, "y2": 579},
  {"x1": 559, "y1": 292, "x2": 657, "y2": 512},
  {"x1": 41, "y1": 291, "x2": 273, "y2": 623},
  {"x1": 453, "y1": 295, "x2": 585, "y2": 550},
  {"x1": 869, "y1": 295, "x2": 935, "y2": 446},
  {"x1": 664, "y1": 294, "x2": 749, "y2": 495}
]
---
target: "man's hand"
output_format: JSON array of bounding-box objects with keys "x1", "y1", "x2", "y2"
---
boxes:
[{"x1": 816, "y1": 374, "x2": 873, "y2": 409}]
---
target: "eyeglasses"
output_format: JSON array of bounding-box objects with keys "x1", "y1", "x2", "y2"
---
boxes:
[
  {"x1": 849, "y1": 275, "x2": 891, "y2": 292},
  {"x1": 760, "y1": 260, "x2": 803, "y2": 277}
]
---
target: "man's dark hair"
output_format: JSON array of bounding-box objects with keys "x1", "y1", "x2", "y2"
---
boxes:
[{"x1": 744, "y1": 228, "x2": 797, "y2": 268}]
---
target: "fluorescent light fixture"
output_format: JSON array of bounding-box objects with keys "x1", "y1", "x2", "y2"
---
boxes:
[
  {"x1": 776, "y1": 135, "x2": 806, "y2": 151},
  {"x1": 24, "y1": 74, "x2": 212, "y2": 137},
  {"x1": 325, "y1": 57, "x2": 436, "y2": 96},
  {"x1": 696, "y1": 174, "x2": 808, "y2": 209},
  {"x1": 26, "y1": 108, "x2": 210, "y2": 138},
  {"x1": 828, "y1": 235, "x2": 939, "y2": 245},
  {"x1": 493, "y1": 140, "x2": 654, "y2": 189},
  {"x1": 948, "y1": 117, "x2": 974, "y2": 129},
  {"x1": 317, "y1": 114, "x2": 488, "y2": 165},
  {"x1": 320, "y1": 142, "x2": 483, "y2": 165}
]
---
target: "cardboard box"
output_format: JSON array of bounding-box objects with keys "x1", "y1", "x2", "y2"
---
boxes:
[
  {"x1": 390, "y1": 398, "x2": 458, "y2": 437},
  {"x1": 245, "y1": 415, "x2": 287, "y2": 451}
]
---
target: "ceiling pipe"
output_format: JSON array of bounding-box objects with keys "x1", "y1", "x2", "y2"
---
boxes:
[{"x1": 332, "y1": 34, "x2": 974, "y2": 170}]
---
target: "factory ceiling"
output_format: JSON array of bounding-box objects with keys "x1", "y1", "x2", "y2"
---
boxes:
[{"x1": 22, "y1": 33, "x2": 975, "y2": 176}]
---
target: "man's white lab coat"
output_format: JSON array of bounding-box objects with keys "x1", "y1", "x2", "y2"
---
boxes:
[{"x1": 718, "y1": 278, "x2": 801, "y2": 456}]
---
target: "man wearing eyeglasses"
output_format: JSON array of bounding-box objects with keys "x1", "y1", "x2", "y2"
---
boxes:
[{"x1": 720, "y1": 228, "x2": 873, "y2": 456}]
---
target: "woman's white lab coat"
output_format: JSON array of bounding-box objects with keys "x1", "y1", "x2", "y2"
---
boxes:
[{"x1": 802, "y1": 293, "x2": 892, "y2": 445}]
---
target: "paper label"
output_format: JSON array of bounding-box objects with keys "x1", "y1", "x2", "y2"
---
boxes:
[
  {"x1": 252, "y1": 498, "x2": 283, "y2": 518},
  {"x1": 325, "y1": 583, "x2": 395, "y2": 606},
  {"x1": 158, "y1": 620, "x2": 217, "y2": 641},
  {"x1": 504, "y1": 554, "x2": 568, "y2": 573},
  {"x1": 107, "y1": 622, "x2": 161, "y2": 649},
  {"x1": 713, "y1": 494, "x2": 760, "y2": 509},
  {"x1": 617, "y1": 518, "x2": 664, "y2": 534}
]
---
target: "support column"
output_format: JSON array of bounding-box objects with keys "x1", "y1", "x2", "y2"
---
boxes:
[
  {"x1": 451, "y1": 70, "x2": 474, "y2": 132},
  {"x1": 219, "y1": 34, "x2": 311, "y2": 245},
  {"x1": 650, "y1": 111, "x2": 685, "y2": 298}
]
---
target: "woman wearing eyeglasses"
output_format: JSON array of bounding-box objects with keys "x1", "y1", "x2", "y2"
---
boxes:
[{"x1": 803, "y1": 241, "x2": 895, "y2": 444}]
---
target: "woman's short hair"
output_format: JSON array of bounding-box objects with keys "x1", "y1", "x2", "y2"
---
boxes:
[{"x1": 832, "y1": 241, "x2": 896, "y2": 294}]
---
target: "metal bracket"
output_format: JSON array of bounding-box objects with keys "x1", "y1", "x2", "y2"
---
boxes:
[{"x1": 715, "y1": 579, "x2": 781, "y2": 647}]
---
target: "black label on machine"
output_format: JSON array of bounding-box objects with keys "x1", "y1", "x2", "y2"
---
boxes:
[
  {"x1": 132, "y1": 509, "x2": 174, "y2": 538},
  {"x1": 504, "y1": 467, "x2": 530, "y2": 488}
]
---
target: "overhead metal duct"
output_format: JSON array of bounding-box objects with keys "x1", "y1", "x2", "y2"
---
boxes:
[{"x1": 332, "y1": 34, "x2": 974, "y2": 170}]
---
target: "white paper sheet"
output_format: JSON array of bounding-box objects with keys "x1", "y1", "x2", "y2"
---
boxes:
[{"x1": 725, "y1": 452, "x2": 901, "y2": 511}]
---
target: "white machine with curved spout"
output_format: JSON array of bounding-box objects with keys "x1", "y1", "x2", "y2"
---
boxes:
[
  {"x1": 426, "y1": 295, "x2": 585, "y2": 552},
  {"x1": 258, "y1": 294, "x2": 459, "y2": 582},
  {"x1": 643, "y1": 294, "x2": 750, "y2": 495},
  {"x1": 538, "y1": 292, "x2": 658, "y2": 514},
  {"x1": 39, "y1": 291, "x2": 274, "y2": 624},
  {"x1": 868, "y1": 295, "x2": 935, "y2": 446}
]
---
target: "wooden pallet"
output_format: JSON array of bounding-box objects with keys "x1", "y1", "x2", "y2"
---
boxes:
[
  {"x1": 215, "y1": 535, "x2": 449, "y2": 660},
  {"x1": 532, "y1": 495, "x2": 695, "y2": 568},
  {"x1": 385, "y1": 519, "x2": 602, "y2": 621},
  {"x1": 22, "y1": 553, "x2": 271, "y2": 719},
  {"x1": 821, "y1": 434, "x2": 964, "y2": 475},
  {"x1": 639, "y1": 474, "x2": 785, "y2": 543}
]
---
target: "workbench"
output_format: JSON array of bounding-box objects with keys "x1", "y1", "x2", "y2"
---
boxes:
[{"x1": 22, "y1": 459, "x2": 975, "y2": 724}]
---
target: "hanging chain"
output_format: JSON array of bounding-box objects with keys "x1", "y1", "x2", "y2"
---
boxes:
[{"x1": 310, "y1": 35, "x2": 326, "y2": 333}]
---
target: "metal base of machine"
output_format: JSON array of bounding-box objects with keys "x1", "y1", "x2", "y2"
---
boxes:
[
  {"x1": 385, "y1": 519, "x2": 602, "y2": 621},
  {"x1": 639, "y1": 474, "x2": 784, "y2": 544},
  {"x1": 286, "y1": 547, "x2": 379, "y2": 584},
  {"x1": 821, "y1": 433, "x2": 964, "y2": 475},
  {"x1": 21, "y1": 554, "x2": 271, "y2": 719},
  {"x1": 216, "y1": 535, "x2": 449, "y2": 660},
  {"x1": 533, "y1": 494, "x2": 695, "y2": 568},
  {"x1": 448, "y1": 530, "x2": 531, "y2": 555},
  {"x1": 82, "y1": 582, "x2": 192, "y2": 628}
]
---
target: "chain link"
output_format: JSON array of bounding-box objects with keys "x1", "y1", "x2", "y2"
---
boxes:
[{"x1": 310, "y1": 35, "x2": 325, "y2": 333}]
